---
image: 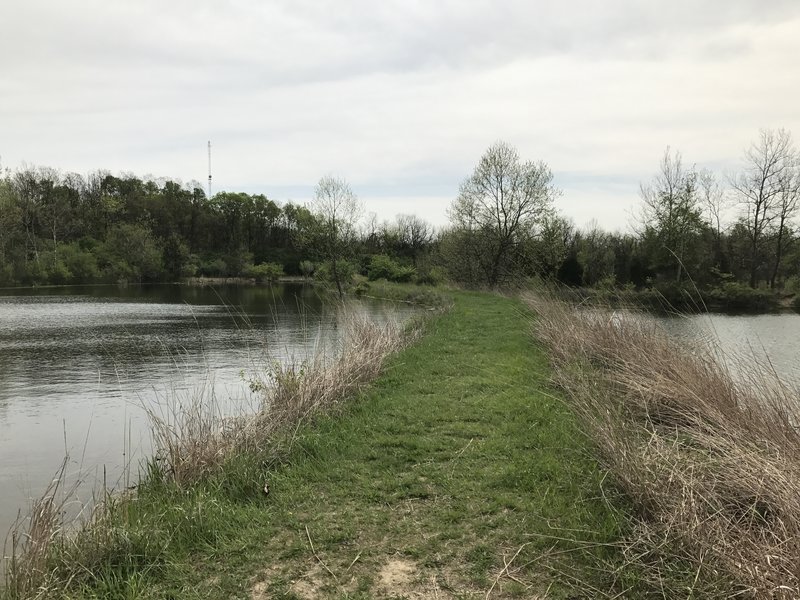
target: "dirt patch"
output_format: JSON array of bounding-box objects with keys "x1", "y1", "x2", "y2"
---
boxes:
[
  {"x1": 289, "y1": 578, "x2": 320, "y2": 599},
  {"x1": 375, "y1": 558, "x2": 417, "y2": 596},
  {"x1": 251, "y1": 565, "x2": 325, "y2": 600}
]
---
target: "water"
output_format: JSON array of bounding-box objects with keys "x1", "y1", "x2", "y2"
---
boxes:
[
  {"x1": 0, "y1": 283, "x2": 413, "y2": 540},
  {"x1": 655, "y1": 311, "x2": 800, "y2": 386}
]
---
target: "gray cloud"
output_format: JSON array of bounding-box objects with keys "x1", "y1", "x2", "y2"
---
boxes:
[{"x1": 1, "y1": 1, "x2": 799, "y2": 229}]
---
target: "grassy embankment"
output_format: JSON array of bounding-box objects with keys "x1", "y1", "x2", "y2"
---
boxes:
[{"x1": 5, "y1": 291, "x2": 631, "y2": 599}]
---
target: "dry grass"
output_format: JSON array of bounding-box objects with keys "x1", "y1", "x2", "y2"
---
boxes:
[
  {"x1": 523, "y1": 289, "x2": 800, "y2": 598},
  {"x1": 2, "y1": 459, "x2": 77, "y2": 599},
  {"x1": 146, "y1": 308, "x2": 412, "y2": 487}
]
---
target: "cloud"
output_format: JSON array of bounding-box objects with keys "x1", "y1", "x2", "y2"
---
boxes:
[{"x1": 1, "y1": 1, "x2": 799, "y2": 229}]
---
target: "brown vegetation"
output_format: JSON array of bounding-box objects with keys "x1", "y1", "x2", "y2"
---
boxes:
[
  {"x1": 147, "y1": 310, "x2": 412, "y2": 487},
  {"x1": 523, "y1": 290, "x2": 800, "y2": 598}
]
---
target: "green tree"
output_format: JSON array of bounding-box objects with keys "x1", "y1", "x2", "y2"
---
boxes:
[
  {"x1": 639, "y1": 148, "x2": 706, "y2": 283},
  {"x1": 101, "y1": 223, "x2": 163, "y2": 283},
  {"x1": 309, "y1": 176, "x2": 362, "y2": 298},
  {"x1": 448, "y1": 141, "x2": 558, "y2": 286}
]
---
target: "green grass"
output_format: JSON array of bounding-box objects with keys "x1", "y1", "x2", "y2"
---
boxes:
[{"x1": 12, "y1": 291, "x2": 630, "y2": 599}]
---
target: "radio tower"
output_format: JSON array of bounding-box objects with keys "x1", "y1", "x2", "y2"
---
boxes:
[{"x1": 207, "y1": 141, "x2": 212, "y2": 198}]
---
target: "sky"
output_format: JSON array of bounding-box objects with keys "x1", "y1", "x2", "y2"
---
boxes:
[{"x1": 2, "y1": 0, "x2": 799, "y2": 231}]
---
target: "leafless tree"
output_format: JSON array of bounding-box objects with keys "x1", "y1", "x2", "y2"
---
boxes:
[
  {"x1": 769, "y1": 159, "x2": 800, "y2": 288},
  {"x1": 638, "y1": 148, "x2": 704, "y2": 282},
  {"x1": 698, "y1": 169, "x2": 727, "y2": 238},
  {"x1": 731, "y1": 128, "x2": 799, "y2": 288},
  {"x1": 311, "y1": 175, "x2": 362, "y2": 298},
  {"x1": 395, "y1": 214, "x2": 434, "y2": 266}
]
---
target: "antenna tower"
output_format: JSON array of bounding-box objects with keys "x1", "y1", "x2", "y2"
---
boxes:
[{"x1": 207, "y1": 141, "x2": 212, "y2": 198}]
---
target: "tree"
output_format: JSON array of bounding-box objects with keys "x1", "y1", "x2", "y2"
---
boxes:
[
  {"x1": 448, "y1": 141, "x2": 558, "y2": 286},
  {"x1": 731, "y1": 129, "x2": 799, "y2": 288},
  {"x1": 532, "y1": 214, "x2": 575, "y2": 279},
  {"x1": 310, "y1": 175, "x2": 362, "y2": 298},
  {"x1": 394, "y1": 214, "x2": 434, "y2": 266},
  {"x1": 638, "y1": 148, "x2": 705, "y2": 283}
]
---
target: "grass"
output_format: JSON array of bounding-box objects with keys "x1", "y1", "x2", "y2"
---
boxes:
[
  {"x1": 4, "y1": 291, "x2": 630, "y2": 599},
  {"x1": 524, "y1": 289, "x2": 800, "y2": 598}
]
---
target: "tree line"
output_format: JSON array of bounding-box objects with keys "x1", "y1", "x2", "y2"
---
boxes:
[
  {"x1": 1, "y1": 129, "x2": 798, "y2": 307},
  {"x1": 440, "y1": 132, "x2": 800, "y2": 308},
  {"x1": 0, "y1": 168, "x2": 435, "y2": 288}
]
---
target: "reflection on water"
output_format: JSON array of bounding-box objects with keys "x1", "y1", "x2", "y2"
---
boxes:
[{"x1": 0, "y1": 283, "x2": 413, "y2": 538}]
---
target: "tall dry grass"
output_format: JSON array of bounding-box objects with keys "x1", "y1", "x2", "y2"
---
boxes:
[
  {"x1": 2, "y1": 459, "x2": 79, "y2": 599},
  {"x1": 147, "y1": 309, "x2": 411, "y2": 486},
  {"x1": 523, "y1": 290, "x2": 800, "y2": 598}
]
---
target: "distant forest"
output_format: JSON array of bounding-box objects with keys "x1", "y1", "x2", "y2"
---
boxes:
[{"x1": 1, "y1": 129, "x2": 798, "y2": 308}]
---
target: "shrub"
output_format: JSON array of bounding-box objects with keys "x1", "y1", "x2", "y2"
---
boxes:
[
  {"x1": 245, "y1": 262, "x2": 284, "y2": 284},
  {"x1": 367, "y1": 255, "x2": 417, "y2": 283},
  {"x1": 366, "y1": 255, "x2": 397, "y2": 281},
  {"x1": 299, "y1": 260, "x2": 315, "y2": 278},
  {"x1": 784, "y1": 275, "x2": 800, "y2": 295},
  {"x1": 705, "y1": 282, "x2": 778, "y2": 311},
  {"x1": 198, "y1": 258, "x2": 227, "y2": 277},
  {"x1": 415, "y1": 266, "x2": 446, "y2": 286},
  {"x1": 60, "y1": 242, "x2": 99, "y2": 283},
  {"x1": 314, "y1": 260, "x2": 357, "y2": 286}
]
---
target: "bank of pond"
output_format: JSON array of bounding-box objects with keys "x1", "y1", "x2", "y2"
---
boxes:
[{"x1": 1, "y1": 284, "x2": 800, "y2": 597}]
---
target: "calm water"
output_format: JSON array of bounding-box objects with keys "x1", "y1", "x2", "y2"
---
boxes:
[
  {"x1": 0, "y1": 284, "x2": 412, "y2": 539},
  {"x1": 655, "y1": 311, "x2": 800, "y2": 385}
]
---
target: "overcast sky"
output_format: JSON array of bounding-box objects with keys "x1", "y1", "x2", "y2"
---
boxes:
[{"x1": 2, "y1": 1, "x2": 799, "y2": 231}]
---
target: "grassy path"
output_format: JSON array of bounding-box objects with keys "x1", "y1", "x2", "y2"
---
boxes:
[{"x1": 68, "y1": 292, "x2": 624, "y2": 599}]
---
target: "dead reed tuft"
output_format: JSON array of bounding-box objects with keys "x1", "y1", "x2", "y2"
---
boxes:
[
  {"x1": 146, "y1": 308, "x2": 411, "y2": 486},
  {"x1": 523, "y1": 290, "x2": 800, "y2": 598},
  {"x1": 2, "y1": 459, "x2": 77, "y2": 600}
]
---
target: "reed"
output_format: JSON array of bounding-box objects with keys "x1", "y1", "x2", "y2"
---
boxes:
[
  {"x1": 145, "y1": 309, "x2": 411, "y2": 487},
  {"x1": 523, "y1": 289, "x2": 800, "y2": 598}
]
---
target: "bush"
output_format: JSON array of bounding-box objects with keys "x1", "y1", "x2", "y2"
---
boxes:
[
  {"x1": 198, "y1": 258, "x2": 227, "y2": 277},
  {"x1": 0, "y1": 262, "x2": 13, "y2": 286},
  {"x1": 315, "y1": 260, "x2": 357, "y2": 286},
  {"x1": 784, "y1": 275, "x2": 800, "y2": 295},
  {"x1": 245, "y1": 262, "x2": 284, "y2": 284},
  {"x1": 366, "y1": 255, "x2": 417, "y2": 283},
  {"x1": 299, "y1": 260, "x2": 315, "y2": 278},
  {"x1": 415, "y1": 266, "x2": 445, "y2": 286},
  {"x1": 705, "y1": 282, "x2": 778, "y2": 311},
  {"x1": 46, "y1": 260, "x2": 73, "y2": 285},
  {"x1": 60, "y1": 242, "x2": 99, "y2": 283}
]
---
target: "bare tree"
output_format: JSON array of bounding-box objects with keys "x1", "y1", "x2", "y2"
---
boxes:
[
  {"x1": 769, "y1": 159, "x2": 800, "y2": 288},
  {"x1": 731, "y1": 128, "x2": 798, "y2": 288},
  {"x1": 310, "y1": 175, "x2": 362, "y2": 298},
  {"x1": 395, "y1": 213, "x2": 434, "y2": 266},
  {"x1": 448, "y1": 141, "x2": 557, "y2": 286},
  {"x1": 698, "y1": 169, "x2": 727, "y2": 238},
  {"x1": 639, "y1": 148, "x2": 704, "y2": 282}
]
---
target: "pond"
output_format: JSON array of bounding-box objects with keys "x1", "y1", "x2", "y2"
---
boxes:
[
  {"x1": 0, "y1": 283, "x2": 413, "y2": 540},
  {"x1": 654, "y1": 311, "x2": 800, "y2": 386}
]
